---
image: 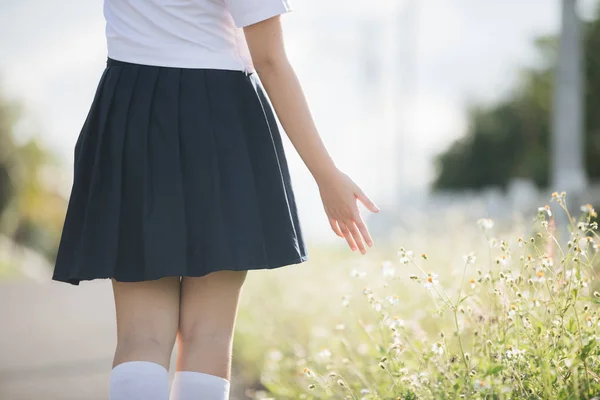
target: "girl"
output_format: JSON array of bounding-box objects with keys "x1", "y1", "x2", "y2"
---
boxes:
[{"x1": 52, "y1": 0, "x2": 379, "y2": 399}]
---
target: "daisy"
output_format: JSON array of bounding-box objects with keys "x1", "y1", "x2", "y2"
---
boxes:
[
  {"x1": 477, "y1": 218, "x2": 494, "y2": 230},
  {"x1": 424, "y1": 273, "x2": 439, "y2": 289},
  {"x1": 431, "y1": 342, "x2": 444, "y2": 355},
  {"x1": 463, "y1": 253, "x2": 476, "y2": 264}
]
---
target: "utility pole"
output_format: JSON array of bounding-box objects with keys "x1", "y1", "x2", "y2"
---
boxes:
[
  {"x1": 394, "y1": 0, "x2": 418, "y2": 202},
  {"x1": 552, "y1": 0, "x2": 587, "y2": 218}
]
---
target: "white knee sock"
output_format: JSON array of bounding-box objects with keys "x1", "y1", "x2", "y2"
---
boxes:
[
  {"x1": 169, "y1": 371, "x2": 230, "y2": 400},
  {"x1": 109, "y1": 361, "x2": 169, "y2": 400}
]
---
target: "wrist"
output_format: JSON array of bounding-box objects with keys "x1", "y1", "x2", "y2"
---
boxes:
[{"x1": 312, "y1": 163, "x2": 340, "y2": 187}]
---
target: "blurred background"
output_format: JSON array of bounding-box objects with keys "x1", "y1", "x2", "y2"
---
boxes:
[{"x1": 2, "y1": 0, "x2": 600, "y2": 398}]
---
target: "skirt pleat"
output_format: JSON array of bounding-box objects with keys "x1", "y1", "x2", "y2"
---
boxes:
[
  {"x1": 178, "y1": 69, "x2": 227, "y2": 272},
  {"x1": 237, "y1": 75, "x2": 306, "y2": 262},
  {"x1": 205, "y1": 70, "x2": 271, "y2": 267},
  {"x1": 53, "y1": 59, "x2": 308, "y2": 285},
  {"x1": 142, "y1": 67, "x2": 189, "y2": 280},
  {"x1": 115, "y1": 64, "x2": 157, "y2": 281}
]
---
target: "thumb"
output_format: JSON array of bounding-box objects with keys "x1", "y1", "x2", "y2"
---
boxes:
[{"x1": 354, "y1": 185, "x2": 380, "y2": 214}]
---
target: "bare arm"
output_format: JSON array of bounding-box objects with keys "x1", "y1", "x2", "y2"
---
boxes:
[
  {"x1": 244, "y1": 16, "x2": 335, "y2": 183},
  {"x1": 244, "y1": 16, "x2": 379, "y2": 254}
]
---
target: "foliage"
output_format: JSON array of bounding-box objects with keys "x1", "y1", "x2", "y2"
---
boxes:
[
  {"x1": 0, "y1": 91, "x2": 20, "y2": 217},
  {"x1": 0, "y1": 89, "x2": 65, "y2": 262},
  {"x1": 235, "y1": 195, "x2": 600, "y2": 399},
  {"x1": 433, "y1": 8, "x2": 600, "y2": 190}
]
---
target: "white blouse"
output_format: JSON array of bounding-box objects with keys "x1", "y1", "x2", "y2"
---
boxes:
[{"x1": 104, "y1": 0, "x2": 292, "y2": 73}]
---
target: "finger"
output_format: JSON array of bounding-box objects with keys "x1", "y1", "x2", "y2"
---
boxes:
[
  {"x1": 328, "y1": 217, "x2": 344, "y2": 237},
  {"x1": 354, "y1": 216, "x2": 374, "y2": 248},
  {"x1": 355, "y1": 186, "x2": 380, "y2": 213},
  {"x1": 345, "y1": 219, "x2": 366, "y2": 255},
  {"x1": 339, "y1": 222, "x2": 358, "y2": 252}
]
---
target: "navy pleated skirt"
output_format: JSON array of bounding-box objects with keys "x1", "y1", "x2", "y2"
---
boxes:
[{"x1": 52, "y1": 58, "x2": 308, "y2": 285}]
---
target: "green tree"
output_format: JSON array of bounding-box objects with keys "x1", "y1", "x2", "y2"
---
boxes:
[
  {"x1": 0, "y1": 89, "x2": 66, "y2": 262},
  {"x1": 0, "y1": 92, "x2": 19, "y2": 217},
  {"x1": 433, "y1": 9, "x2": 600, "y2": 190}
]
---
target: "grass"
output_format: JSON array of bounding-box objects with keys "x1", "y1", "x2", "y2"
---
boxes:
[
  {"x1": 233, "y1": 193, "x2": 600, "y2": 399},
  {"x1": 0, "y1": 258, "x2": 20, "y2": 280}
]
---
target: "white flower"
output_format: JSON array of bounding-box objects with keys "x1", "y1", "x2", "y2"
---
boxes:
[
  {"x1": 534, "y1": 268, "x2": 546, "y2": 282},
  {"x1": 566, "y1": 268, "x2": 577, "y2": 281},
  {"x1": 350, "y1": 269, "x2": 366, "y2": 278},
  {"x1": 495, "y1": 255, "x2": 509, "y2": 266},
  {"x1": 267, "y1": 349, "x2": 283, "y2": 361},
  {"x1": 431, "y1": 342, "x2": 444, "y2": 355},
  {"x1": 341, "y1": 295, "x2": 350, "y2": 307},
  {"x1": 474, "y1": 379, "x2": 489, "y2": 391},
  {"x1": 317, "y1": 348, "x2": 331, "y2": 359},
  {"x1": 385, "y1": 316, "x2": 404, "y2": 329},
  {"x1": 381, "y1": 261, "x2": 396, "y2": 277},
  {"x1": 578, "y1": 221, "x2": 589, "y2": 231},
  {"x1": 541, "y1": 256, "x2": 553, "y2": 268},
  {"x1": 581, "y1": 204, "x2": 598, "y2": 218},
  {"x1": 386, "y1": 295, "x2": 399, "y2": 305},
  {"x1": 505, "y1": 347, "x2": 525, "y2": 359},
  {"x1": 477, "y1": 218, "x2": 494, "y2": 230},
  {"x1": 578, "y1": 237, "x2": 591, "y2": 253},
  {"x1": 538, "y1": 205, "x2": 552, "y2": 217},
  {"x1": 463, "y1": 253, "x2": 476, "y2": 264},
  {"x1": 423, "y1": 273, "x2": 439, "y2": 289},
  {"x1": 397, "y1": 248, "x2": 413, "y2": 264}
]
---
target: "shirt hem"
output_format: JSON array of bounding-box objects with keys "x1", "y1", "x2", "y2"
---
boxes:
[{"x1": 107, "y1": 49, "x2": 250, "y2": 71}]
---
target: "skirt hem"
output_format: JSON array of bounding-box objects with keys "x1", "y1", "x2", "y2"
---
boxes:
[{"x1": 52, "y1": 254, "x2": 309, "y2": 286}]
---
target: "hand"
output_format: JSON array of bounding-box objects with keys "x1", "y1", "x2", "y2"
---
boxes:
[{"x1": 317, "y1": 169, "x2": 380, "y2": 254}]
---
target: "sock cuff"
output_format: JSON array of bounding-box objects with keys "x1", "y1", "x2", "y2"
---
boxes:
[
  {"x1": 173, "y1": 371, "x2": 230, "y2": 386},
  {"x1": 110, "y1": 361, "x2": 170, "y2": 400},
  {"x1": 112, "y1": 361, "x2": 169, "y2": 376}
]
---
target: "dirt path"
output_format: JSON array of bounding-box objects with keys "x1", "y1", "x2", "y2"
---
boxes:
[{"x1": 0, "y1": 278, "x2": 248, "y2": 400}]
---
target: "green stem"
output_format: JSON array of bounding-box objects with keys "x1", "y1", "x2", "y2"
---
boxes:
[
  {"x1": 456, "y1": 261, "x2": 469, "y2": 307},
  {"x1": 453, "y1": 310, "x2": 469, "y2": 373},
  {"x1": 572, "y1": 305, "x2": 591, "y2": 397}
]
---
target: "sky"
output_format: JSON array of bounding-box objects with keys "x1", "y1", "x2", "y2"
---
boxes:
[{"x1": 1, "y1": 0, "x2": 598, "y2": 238}]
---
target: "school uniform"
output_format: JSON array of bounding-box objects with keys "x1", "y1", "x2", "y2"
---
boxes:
[{"x1": 52, "y1": 0, "x2": 308, "y2": 285}]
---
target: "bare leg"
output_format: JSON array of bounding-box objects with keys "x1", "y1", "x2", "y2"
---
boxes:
[
  {"x1": 112, "y1": 277, "x2": 180, "y2": 369},
  {"x1": 176, "y1": 271, "x2": 247, "y2": 379}
]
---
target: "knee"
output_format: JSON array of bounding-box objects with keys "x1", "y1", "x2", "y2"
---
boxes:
[
  {"x1": 177, "y1": 328, "x2": 234, "y2": 354},
  {"x1": 117, "y1": 332, "x2": 176, "y2": 358}
]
